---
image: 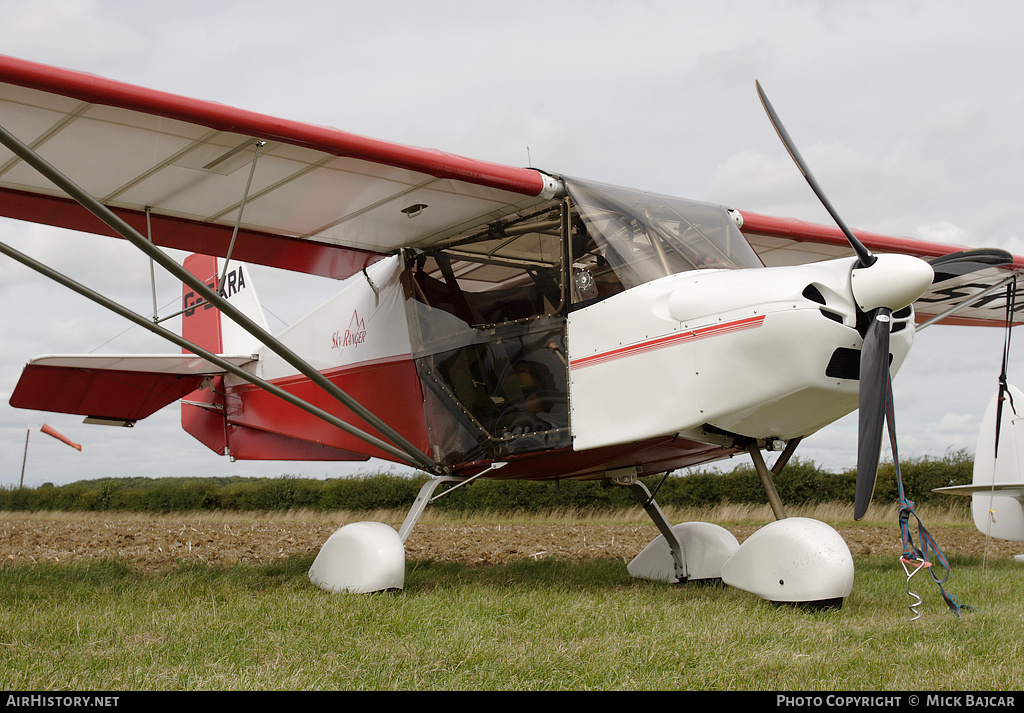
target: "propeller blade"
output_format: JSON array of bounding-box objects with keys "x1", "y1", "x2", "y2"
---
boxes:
[
  {"x1": 755, "y1": 80, "x2": 876, "y2": 269},
  {"x1": 928, "y1": 248, "x2": 1014, "y2": 283},
  {"x1": 855, "y1": 308, "x2": 892, "y2": 520}
]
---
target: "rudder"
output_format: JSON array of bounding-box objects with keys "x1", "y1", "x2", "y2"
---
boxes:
[
  {"x1": 181, "y1": 254, "x2": 270, "y2": 356},
  {"x1": 182, "y1": 253, "x2": 222, "y2": 355},
  {"x1": 180, "y1": 254, "x2": 270, "y2": 457}
]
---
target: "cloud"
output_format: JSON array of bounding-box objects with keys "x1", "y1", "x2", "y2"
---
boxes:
[
  {"x1": 913, "y1": 221, "x2": 973, "y2": 247},
  {"x1": 0, "y1": 0, "x2": 146, "y2": 66},
  {"x1": 3, "y1": 1, "x2": 1024, "y2": 486}
]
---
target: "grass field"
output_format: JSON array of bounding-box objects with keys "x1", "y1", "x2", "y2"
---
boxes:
[{"x1": 0, "y1": 507, "x2": 1021, "y2": 691}]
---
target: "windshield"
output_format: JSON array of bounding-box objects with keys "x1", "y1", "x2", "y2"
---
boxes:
[{"x1": 564, "y1": 177, "x2": 763, "y2": 302}]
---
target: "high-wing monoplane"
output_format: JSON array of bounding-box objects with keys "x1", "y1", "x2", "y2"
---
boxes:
[{"x1": 2, "y1": 55, "x2": 1021, "y2": 605}]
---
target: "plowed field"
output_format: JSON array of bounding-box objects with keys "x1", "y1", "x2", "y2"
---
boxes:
[{"x1": 1, "y1": 515, "x2": 1020, "y2": 571}]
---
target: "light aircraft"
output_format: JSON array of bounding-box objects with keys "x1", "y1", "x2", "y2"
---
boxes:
[
  {"x1": 935, "y1": 386, "x2": 1024, "y2": 549},
  {"x1": 1, "y1": 54, "x2": 1022, "y2": 606}
]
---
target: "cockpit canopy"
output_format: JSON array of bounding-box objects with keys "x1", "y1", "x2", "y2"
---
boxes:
[
  {"x1": 408, "y1": 176, "x2": 763, "y2": 314},
  {"x1": 403, "y1": 176, "x2": 763, "y2": 465},
  {"x1": 565, "y1": 177, "x2": 763, "y2": 302}
]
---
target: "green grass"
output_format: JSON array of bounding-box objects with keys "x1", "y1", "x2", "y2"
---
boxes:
[{"x1": 0, "y1": 553, "x2": 1021, "y2": 690}]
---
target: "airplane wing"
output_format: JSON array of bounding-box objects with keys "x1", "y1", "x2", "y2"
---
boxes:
[
  {"x1": 738, "y1": 211, "x2": 1024, "y2": 327},
  {"x1": 0, "y1": 54, "x2": 558, "y2": 280},
  {"x1": 9, "y1": 354, "x2": 253, "y2": 423},
  {"x1": 1, "y1": 53, "x2": 1020, "y2": 325}
]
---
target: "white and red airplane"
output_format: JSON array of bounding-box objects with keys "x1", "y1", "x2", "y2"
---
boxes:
[
  {"x1": 935, "y1": 386, "x2": 1024, "y2": 549},
  {"x1": 1, "y1": 55, "x2": 1021, "y2": 605}
]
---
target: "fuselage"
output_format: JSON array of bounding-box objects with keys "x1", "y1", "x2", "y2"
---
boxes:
[{"x1": 196, "y1": 177, "x2": 927, "y2": 480}]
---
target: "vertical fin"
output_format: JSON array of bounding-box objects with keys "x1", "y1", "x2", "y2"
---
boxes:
[
  {"x1": 181, "y1": 253, "x2": 222, "y2": 354},
  {"x1": 217, "y1": 261, "x2": 270, "y2": 355},
  {"x1": 181, "y1": 255, "x2": 270, "y2": 356},
  {"x1": 181, "y1": 254, "x2": 227, "y2": 455},
  {"x1": 972, "y1": 384, "x2": 1024, "y2": 540}
]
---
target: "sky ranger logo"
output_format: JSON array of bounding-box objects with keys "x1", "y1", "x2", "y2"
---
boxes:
[{"x1": 331, "y1": 310, "x2": 367, "y2": 350}]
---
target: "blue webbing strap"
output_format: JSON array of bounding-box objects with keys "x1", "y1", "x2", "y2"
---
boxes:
[{"x1": 886, "y1": 372, "x2": 971, "y2": 617}]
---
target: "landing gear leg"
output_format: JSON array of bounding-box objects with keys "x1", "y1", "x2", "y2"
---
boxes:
[
  {"x1": 398, "y1": 475, "x2": 468, "y2": 542},
  {"x1": 723, "y1": 439, "x2": 854, "y2": 607},
  {"x1": 309, "y1": 474, "x2": 469, "y2": 593},
  {"x1": 615, "y1": 471, "x2": 741, "y2": 584},
  {"x1": 615, "y1": 474, "x2": 689, "y2": 583},
  {"x1": 747, "y1": 438, "x2": 801, "y2": 521}
]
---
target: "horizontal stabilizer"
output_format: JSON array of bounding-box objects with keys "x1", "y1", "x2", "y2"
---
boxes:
[
  {"x1": 933, "y1": 483, "x2": 1024, "y2": 497},
  {"x1": 10, "y1": 354, "x2": 254, "y2": 422}
]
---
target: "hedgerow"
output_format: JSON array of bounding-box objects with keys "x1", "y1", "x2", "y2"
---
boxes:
[{"x1": 0, "y1": 450, "x2": 973, "y2": 514}]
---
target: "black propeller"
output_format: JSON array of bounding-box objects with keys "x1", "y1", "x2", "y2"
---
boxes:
[
  {"x1": 755, "y1": 80, "x2": 891, "y2": 520},
  {"x1": 755, "y1": 81, "x2": 876, "y2": 270},
  {"x1": 856, "y1": 308, "x2": 891, "y2": 518},
  {"x1": 928, "y1": 248, "x2": 1013, "y2": 283}
]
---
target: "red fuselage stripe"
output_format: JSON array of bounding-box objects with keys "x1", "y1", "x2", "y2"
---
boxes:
[{"x1": 569, "y1": 315, "x2": 765, "y2": 370}]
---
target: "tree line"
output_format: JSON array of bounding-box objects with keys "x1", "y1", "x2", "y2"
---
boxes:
[{"x1": 0, "y1": 451, "x2": 973, "y2": 514}]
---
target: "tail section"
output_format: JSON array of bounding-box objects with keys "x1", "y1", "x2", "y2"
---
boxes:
[
  {"x1": 970, "y1": 385, "x2": 1024, "y2": 541},
  {"x1": 182, "y1": 254, "x2": 270, "y2": 356},
  {"x1": 182, "y1": 254, "x2": 223, "y2": 354},
  {"x1": 935, "y1": 384, "x2": 1024, "y2": 541},
  {"x1": 178, "y1": 253, "x2": 383, "y2": 463},
  {"x1": 181, "y1": 254, "x2": 270, "y2": 456}
]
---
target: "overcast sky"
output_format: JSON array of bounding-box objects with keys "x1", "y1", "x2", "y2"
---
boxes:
[{"x1": 1, "y1": 0, "x2": 1023, "y2": 487}]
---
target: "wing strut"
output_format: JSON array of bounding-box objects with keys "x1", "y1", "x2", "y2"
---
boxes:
[
  {"x1": 0, "y1": 238, "x2": 425, "y2": 468},
  {"x1": 218, "y1": 140, "x2": 265, "y2": 289},
  {"x1": 144, "y1": 207, "x2": 159, "y2": 321},
  {"x1": 0, "y1": 120, "x2": 439, "y2": 473},
  {"x1": 915, "y1": 274, "x2": 1018, "y2": 331}
]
